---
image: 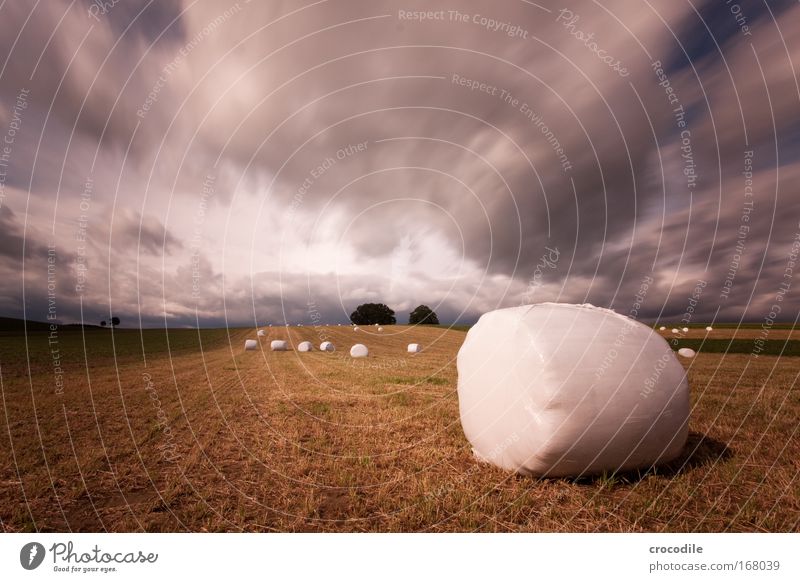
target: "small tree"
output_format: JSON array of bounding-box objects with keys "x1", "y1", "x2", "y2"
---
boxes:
[
  {"x1": 111, "y1": 316, "x2": 120, "y2": 327},
  {"x1": 409, "y1": 305, "x2": 439, "y2": 325},
  {"x1": 100, "y1": 320, "x2": 107, "y2": 327},
  {"x1": 350, "y1": 303, "x2": 396, "y2": 325}
]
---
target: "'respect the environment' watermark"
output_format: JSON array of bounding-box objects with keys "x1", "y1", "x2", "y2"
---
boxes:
[
  {"x1": 46, "y1": 243, "x2": 65, "y2": 396},
  {"x1": 720, "y1": 150, "x2": 754, "y2": 302},
  {"x1": 137, "y1": 3, "x2": 245, "y2": 119},
  {"x1": 450, "y1": 73, "x2": 573, "y2": 173}
]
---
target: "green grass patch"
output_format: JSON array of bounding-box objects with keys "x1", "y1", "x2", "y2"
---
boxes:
[
  {"x1": 656, "y1": 323, "x2": 797, "y2": 330},
  {"x1": 0, "y1": 327, "x2": 234, "y2": 376},
  {"x1": 670, "y1": 338, "x2": 800, "y2": 356}
]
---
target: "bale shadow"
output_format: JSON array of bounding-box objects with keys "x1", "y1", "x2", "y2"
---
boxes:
[{"x1": 570, "y1": 432, "x2": 733, "y2": 486}]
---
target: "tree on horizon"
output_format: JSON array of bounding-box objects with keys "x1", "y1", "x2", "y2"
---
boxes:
[
  {"x1": 409, "y1": 305, "x2": 439, "y2": 325},
  {"x1": 350, "y1": 303, "x2": 396, "y2": 325}
]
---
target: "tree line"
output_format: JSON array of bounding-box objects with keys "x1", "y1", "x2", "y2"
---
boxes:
[{"x1": 349, "y1": 303, "x2": 439, "y2": 326}]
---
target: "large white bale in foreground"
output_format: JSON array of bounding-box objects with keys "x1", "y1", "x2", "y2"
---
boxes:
[
  {"x1": 270, "y1": 340, "x2": 288, "y2": 351},
  {"x1": 297, "y1": 341, "x2": 313, "y2": 352},
  {"x1": 320, "y1": 341, "x2": 335, "y2": 352},
  {"x1": 257, "y1": 330, "x2": 266, "y2": 337},
  {"x1": 350, "y1": 344, "x2": 368, "y2": 358},
  {"x1": 244, "y1": 339, "x2": 258, "y2": 351},
  {"x1": 407, "y1": 343, "x2": 422, "y2": 353},
  {"x1": 457, "y1": 303, "x2": 689, "y2": 477}
]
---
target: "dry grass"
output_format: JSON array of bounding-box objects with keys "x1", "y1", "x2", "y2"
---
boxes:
[{"x1": 1, "y1": 324, "x2": 798, "y2": 532}]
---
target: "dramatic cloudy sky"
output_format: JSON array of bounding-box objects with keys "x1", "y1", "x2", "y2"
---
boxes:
[{"x1": 0, "y1": 0, "x2": 798, "y2": 327}]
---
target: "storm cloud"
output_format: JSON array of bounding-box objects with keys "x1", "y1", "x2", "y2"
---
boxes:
[{"x1": 0, "y1": 0, "x2": 798, "y2": 327}]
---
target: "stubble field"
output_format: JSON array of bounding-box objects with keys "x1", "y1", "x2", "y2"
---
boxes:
[{"x1": 1, "y1": 324, "x2": 798, "y2": 532}]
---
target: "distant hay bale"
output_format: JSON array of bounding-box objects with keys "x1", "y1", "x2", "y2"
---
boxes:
[
  {"x1": 297, "y1": 341, "x2": 312, "y2": 352},
  {"x1": 244, "y1": 339, "x2": 258, "y2": 351},
  {"x1": 353, "y1": 326, "x2": 360, "y2": 331},
  {"x1": 678, "y1": 347, "x2": 696, "y2": 358},
  {"x1": 682, "y1": 327, "x2": 689, "y2": 332},
  {"x1": 350, "y1": 344, "x2": 368, "y2": 358},
  {"x1": 705, "y1": 326, "x2": 713, "y2": 331},
  {"x1": 270, "y1": 340, "x2": 288, "y2": 351},
  {"x1": 671, "y1": 328, "x2": 679, "y2": 333},
  {"x1": 257, "y1": 330, "x2": 266, "y2": 337},
  {"x1": 377, "y1": 327, "x2": 384, "y2": 332},
  {"x1": 407, "y1": 343, "x2": 422, "y2": 353},
  {"x1": 659, "y1": 326, "x2": 666, "y2": 331},
  {"x1": 320, "y1": 341, "x2": 335, "y2": 352}
]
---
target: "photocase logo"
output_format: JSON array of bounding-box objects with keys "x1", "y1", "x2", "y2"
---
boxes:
[{"x1": 20, "y1": 542, "x2": 46, "y2": 570}]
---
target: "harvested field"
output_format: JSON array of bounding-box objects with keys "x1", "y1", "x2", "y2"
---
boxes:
[{"x1": 1, "y1": 325, "x2": 798, "y2": 532}]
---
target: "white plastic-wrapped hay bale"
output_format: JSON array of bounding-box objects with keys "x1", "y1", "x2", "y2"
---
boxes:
[
  {"x1": 270, "y1": 340, "x2": 288, "y2": 351},
  {"x1": 377, "y1": 326, "x2": 384, "y2": 332},
  {"x1": 457, "y1": 303, "x2": 689, "y2": 477},
  {"x1": 350, "y1": 344, "x2": 368, "y2": 358},
  {"x1": 659, "y1": 326, "x2": 666, "y2": 331},
  {"x1": 320, "y1": 341, "x2": 335, "y2": 352},
  {"x1": 671, "y1": 328, "x2": 679, "y2": 333},
  {"x1": 244, "y1": 339, "x2": 258, "y2": 351},
  {"x1": 682, "y1": 327, "x2": 689, "y2": 332},
  {"x1": 353, "y1": 326, "x2": 360, "y2": 331},
  {"x1": 705, "y1": 326, "x2": 713, "y2": 331},
  {"x1": 257, "y1": 330, "x2": 266, "y2": 337},
  {"x1": 407, "y1": 343, "x2": 422, "y2": 353},
  {"x1": 678, "y1": 347, "x2": 696, "y2": 358},
  {"x1": 297, "y1": 341, "x2": 312, "y2": 352}
]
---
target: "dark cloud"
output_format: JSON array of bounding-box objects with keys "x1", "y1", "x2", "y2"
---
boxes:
[
  {"x1": 0, "y1": 206, "x2": 50, "y2": 260},
  {"x1": 0, "y1": 0, "x2": 798, "y2": 327},
  {"x1": 115, "y1": 210, "x2": 184, "y2": 255}
]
